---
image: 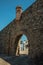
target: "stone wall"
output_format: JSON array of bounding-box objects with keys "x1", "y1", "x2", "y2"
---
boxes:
[{"x1": 0, "y1": 0, "x2": 43, "y2": 58}]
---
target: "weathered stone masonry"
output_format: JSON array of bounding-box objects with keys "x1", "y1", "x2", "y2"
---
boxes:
[{"x1": 0, "y1": 0, "x2": 43, "y2": 58}]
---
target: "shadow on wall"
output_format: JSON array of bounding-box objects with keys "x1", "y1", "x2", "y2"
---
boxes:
[
  {"x1": 33, "y1": 52, "x2": 43, "y2": 65},
  {"x1": 27, "y1": 52, "x2": 43, "y2": 65}
]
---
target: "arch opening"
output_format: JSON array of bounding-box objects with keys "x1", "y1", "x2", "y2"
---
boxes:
[{"x1": 15, "y1": 34, "x2": 29, "y2": 56}]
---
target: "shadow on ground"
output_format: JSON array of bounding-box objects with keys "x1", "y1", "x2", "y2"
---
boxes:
[{"x1": 0, "y1": 53, "x2": 43, "y2": 65}]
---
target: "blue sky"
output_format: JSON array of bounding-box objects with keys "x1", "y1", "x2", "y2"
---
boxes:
[
  {"x1": 0, "y1": 0, "x2": 36, "y2": 31},
  {"x1": 0, "y1": 0, "x2": 36, "y2": 41},
  {"x1": 20, "y1": 34, "x2": 28, "y2": 41}
]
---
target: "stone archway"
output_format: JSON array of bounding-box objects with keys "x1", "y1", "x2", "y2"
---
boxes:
[{"x1": 14, "y1": 32, "x2": 30, "y2": 56}]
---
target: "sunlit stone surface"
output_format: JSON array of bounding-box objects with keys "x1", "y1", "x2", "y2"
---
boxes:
[{"x1": 0, "y1": 58, "x2": 11, "y2": 65}]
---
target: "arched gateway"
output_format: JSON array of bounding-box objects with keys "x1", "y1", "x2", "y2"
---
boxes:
[
  {"x1": 0, "y1": 0, "x2": 43, "y2": 58},
  {"x1": 15, "y1": 34, "x2": 29, "y2": 56}
]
